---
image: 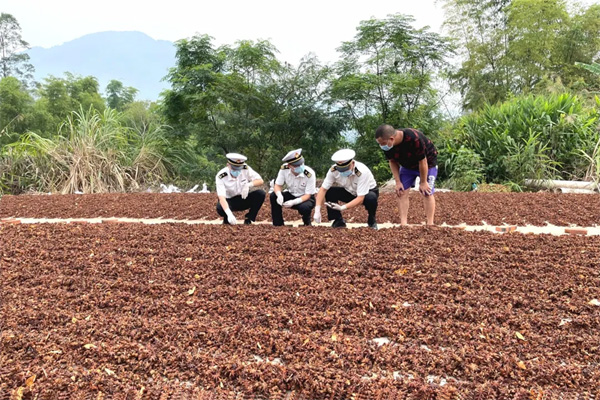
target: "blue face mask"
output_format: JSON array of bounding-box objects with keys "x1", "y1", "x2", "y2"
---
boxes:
[
  {"x1": 379, "y1": 136, "x2": 395, "y2": 151},
  {"x1": 292, "y1": 165, "x2": 305, "y2": 174},
  {"x1": 339, "y1": 169, "x2": 353, "y2": 177},
  {"x1": 230, "y1": 169, "x2": 241, "y2": 178}
]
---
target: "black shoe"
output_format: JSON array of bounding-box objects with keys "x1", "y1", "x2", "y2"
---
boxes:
[
  {"x1": 332, "y1": 219, "x2": 347, "y2": 228},
  {"x1": 368, "y1": 216, "x2": 378, "y2": 230},
  {"x1": 302, "y1": 217, "x2": 312, "y2": 226},
  {"x1": 223, "y1": 218, "x2": 230, "y2": 225},
  {"x1": 244, "y1": 219, "x2": 252, "y2": 225}
]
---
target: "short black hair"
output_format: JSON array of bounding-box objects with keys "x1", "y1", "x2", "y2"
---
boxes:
[{"x1": 375, "y1": 124, "x2": 396, "y2": 139}]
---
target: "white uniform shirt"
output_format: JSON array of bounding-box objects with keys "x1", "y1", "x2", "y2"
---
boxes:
[
  {"x1": 321, "y1": 161, "x2": 376, "y2": 197},
  {"x1": 275, "y1": 165, "x2": 317, "y2": 197},
  {"x1": 215, "y1": 165, "x2": 262, "y2": 198}
]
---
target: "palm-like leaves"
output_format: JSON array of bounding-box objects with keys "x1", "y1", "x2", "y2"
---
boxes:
[
  {"x1": 575, "y1": 62, "x2": 600, "y2": 76},
  {"x1": 443, "y1": 93, "x2": 599, "y2": 187}
]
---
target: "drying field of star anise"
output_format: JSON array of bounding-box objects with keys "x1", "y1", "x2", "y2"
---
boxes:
[
  {"x1": 2, "y1": 221, "x2": 599, "y2": 399},
  {"x1": 1, "y1": 192, "x2": 599, "y2": 226}
]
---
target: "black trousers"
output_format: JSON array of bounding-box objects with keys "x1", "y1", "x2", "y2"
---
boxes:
[
  {"x1": 270, "y1": 191, "x2": 316, "y2": 226},
  {"x1": 325, "y1": 187, "x2": 378, "y2": 222},
  {"x1": 216, "y1": 190, "x2": 266, "y2": 223}
]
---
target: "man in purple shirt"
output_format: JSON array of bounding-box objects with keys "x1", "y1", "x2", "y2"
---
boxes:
[{"x1": 375, "y1": 124, "x2": 438, "y2": 225}]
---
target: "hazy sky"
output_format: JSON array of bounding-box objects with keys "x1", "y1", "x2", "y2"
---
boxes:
[{"x1": 3, "y1": 0, "x2": 447, "y2": 65}]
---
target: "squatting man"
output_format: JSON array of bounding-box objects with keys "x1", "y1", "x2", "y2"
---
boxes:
[
  {"x1": 215, "y1": 153, "x2": 265, "y2": 225},
  {"x1": 313, "y1": 149, "x2": 379, "y2": 229},
  {"x1": 270, "y1": 149, "x2": 317, "y2": 227}
]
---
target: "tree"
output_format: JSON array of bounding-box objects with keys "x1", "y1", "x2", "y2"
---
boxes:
[
  {"x1": 556, "y1": 4, "x2": 600, "y2": 91},
  {"x1": 0, "y1": 76, "x2": 33, "y2": 142},
  {"x1": 161, "y1": 35, "x2": 345, "y2": 180},
  {"x1": 251, "y1": 55, "x2": 346, "y2": 177},
  {"x1": 105, "y1": 80, "x2": 138, "y2": 111},
  {"x1": 441, "y1": 0, "x2": 512, "y2": 109},
  {"x1": 507, "y1": 0, "x2": 568, "y2": 91},
  {"x1": 162, "y1": 34, "x2": 224, "y2": 135},
  {"x1": 0, "y1": 13, "x2": 34, "y2": 87},
  {"x1": 35, "y1": 73, "x2": 105, "y2": 133},
  {"x1": 207, "y1": 39, "x2": 282, "y2": 158},
  {"x1": 332, "y1": 14, "x2": 452, "y2": 129},
  {"x1": 441, "y1": 0, "x2": 600, "y2": 110}
]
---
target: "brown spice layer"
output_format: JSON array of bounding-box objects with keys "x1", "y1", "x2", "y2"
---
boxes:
[
  {"x1": 1, "y1": 223, "x2": 599, "y2": 398},
  {"x1": 1, "y1": 192, "x2": 599, "y2": 226}
]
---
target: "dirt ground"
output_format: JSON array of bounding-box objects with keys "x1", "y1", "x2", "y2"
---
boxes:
[
  {"x1": 1, "y1": 221, "x2": 599, "y2": 399},
  {"x1": 1, "y1": 192, "x2": 599, "y2": 226}
]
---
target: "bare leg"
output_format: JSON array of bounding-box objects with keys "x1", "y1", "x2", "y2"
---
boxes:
[
  {"x1": 398, "y1": 191, "x2": 409, "y2": 225},
  {"x1": 423, "y1": 194, "x2": 435, "y2": 225}
]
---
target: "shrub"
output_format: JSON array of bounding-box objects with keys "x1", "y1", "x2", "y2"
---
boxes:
[{"x1": 445, "y1": 146, "x2": 485, "y2": 191}]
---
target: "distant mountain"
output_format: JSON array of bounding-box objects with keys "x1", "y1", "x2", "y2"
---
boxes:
[{"x1": 26, "y1": 31, "x2": 176, "y2": 101}]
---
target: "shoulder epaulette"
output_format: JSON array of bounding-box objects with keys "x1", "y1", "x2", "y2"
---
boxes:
[
  {"x1": 330, "y1": 166, "x2": 336, "y2": 172},
  {"x1": 281, "y1": 164, "x2": 290, "y2": 170},
  {"x1": 304, "y1": 169, "x2": 312, "y2": 178},
  {"x1": 354, "y1": 167, "x2": 362, "y2": 177},
  {"x1": 243, "y1": 165, "x2": 248, "y2": 169},
  {"x1": 218, "y1": 172, "x2": 228, "y2": 179}
]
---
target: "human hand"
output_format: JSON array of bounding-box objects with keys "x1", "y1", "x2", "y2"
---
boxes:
[
  {"x1": 419, "y1": 181, "x2": 432, "y2": 196},
  {"x1": 225, "y1": 208, "x2": 238, "y2": 225},
  {"x1": 325, "y1": 202, "x2": 346, "y2": 211},
  {"x1": 276, "y1": 191, "x2": 284, "y2": 206},
  {"x1": 283, "y1": 198, "x2": 302, "y2": 208},
  {"x1": 395, "y1": 181, "x2": 404, "y2": 197},
  {"x1": 241, "y1": 182, "x2": 253, "y2": 199},
  {"x1": 313, "y1": 206, "x2": 322, "y2": 224}
]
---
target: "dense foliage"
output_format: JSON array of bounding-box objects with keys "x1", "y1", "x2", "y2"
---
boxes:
[{"x1": 1, "y1": 3, "x2": 600, "y2": 193}]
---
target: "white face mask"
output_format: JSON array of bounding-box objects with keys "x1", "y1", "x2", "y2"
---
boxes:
[{"x1": 339, "y1": 169, "x2": 352, "y2": 177}]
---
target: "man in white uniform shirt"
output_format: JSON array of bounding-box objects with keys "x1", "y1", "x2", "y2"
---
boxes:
[
  {"x1": 215, "y1": 153, "x2": 265, "y2": 225},
  {"x1": 270, "y1": 149, "x2": 316, "y2": 226},
  {"x1": 314, "y1": 149, "x2": 379, "y2": 229}
]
